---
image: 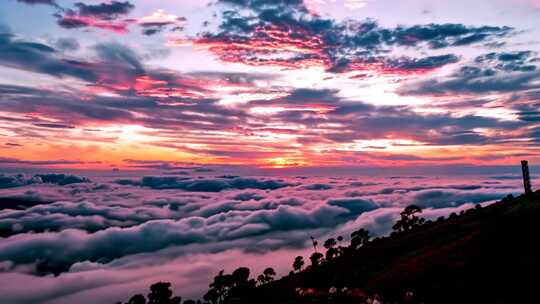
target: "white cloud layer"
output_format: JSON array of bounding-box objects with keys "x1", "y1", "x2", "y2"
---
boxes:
[{"x1": 0, "y1": 171, "x2": 523, "y2": 303}]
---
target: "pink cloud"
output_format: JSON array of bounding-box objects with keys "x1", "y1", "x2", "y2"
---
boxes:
[{"x1": 57, "y1": 15, "x2": 132, "y2": 33}]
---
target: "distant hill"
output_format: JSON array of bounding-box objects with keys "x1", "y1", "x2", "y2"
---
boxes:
[{"x1": 248, "y1": 190, "x2": 540, "y2": 303}]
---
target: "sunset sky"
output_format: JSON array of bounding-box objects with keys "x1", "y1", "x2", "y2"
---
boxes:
[
  {"x1": 1, "y1": 2, "x2": 540, "y2": 303},
  {"x1": 1, "y1": 0, "x2": 540, "y2": 170}
]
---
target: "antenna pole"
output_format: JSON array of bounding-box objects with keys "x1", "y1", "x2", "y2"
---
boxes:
[{"x1": 522, "y1": 160, "x2": 532, "y2": 195}]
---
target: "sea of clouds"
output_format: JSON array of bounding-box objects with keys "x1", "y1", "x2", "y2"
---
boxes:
[{"x1": 0, "y1": 169, "x2": 527, "y2": 304}]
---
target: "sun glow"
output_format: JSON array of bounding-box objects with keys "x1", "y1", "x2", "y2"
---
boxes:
[{"x1": 264, "y1": 156, "x2": 308, "y2": 168}]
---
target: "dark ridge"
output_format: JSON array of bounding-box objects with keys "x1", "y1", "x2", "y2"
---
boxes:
[{"x1": 251, "y1": 190, "x2": 540, "y2": 303}]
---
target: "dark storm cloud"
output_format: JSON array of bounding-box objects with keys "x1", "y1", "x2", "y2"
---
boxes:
[
  {"x1": 0, "y1": 31, "x2": 143, "y2": 86},
  {"x1": 387, "y1": 54, "x2": 459, "y2": 71},
  {"x1": 475, "y1": 51, "x2": 537, "y2": 72},
  {"x1": 0, "y1": 26, "x2": 98, "y2": 82},
  {"x1": 0, "y1": 83, "x2": 247, "y2": 136},
  {"x1": 248, "y1": 88, "x2": 340, "y2": 107},
  {"x1": 528, "y1": 127, "x2": 540, "y2": 141},
  {"x1": 195, "y1": 1, "x2": 512, "y2": 73},
  {"x1": 399, "y1": 51, "x2": 540, "y2": 95},
  {"x1": 0, "y1": 83, "x2": 45, "y2": 95},
  {"x1": 73, "y1": 1, "x2": 134, "y2": 20},
  {"x1": 33, "y1": 123, "x2": 75, "y2": 129},
  {"x1": 0, "y1": 88, "x2": 135, "y2": 124},
  {"x1": 55, "y1": 1, "x2": 135, "y2": 32},
  {"x1": 139, "y1": 15, "x2": 186, "y2": 36},
  {"x1": 511, "y1": 91, "x2": 540, "y2": 123},
  {"x1": 328, "y1": 102, "x2": 375, "y2": 115},
  {"x1": 15, "y1": 0, "x2": 58, "y2": 6},
  {"x1": 93, "y1": 42, "x2": 144, "y2": 72},
  {"x1": 216, "y1": 0, "x2": 510, "y2": 49},
  {"x1": 399, "y1": 71, "x2": 540, "y2": 95},
  {"x1": 148, "y1": 26, "x2": 183, "y2": 36},
  {"x1": 142, "y1": 27, "x2": 160, "y2": 36},
  {"x1": 388, "y1": 23, "x2": 513, "y2": 49},
  {"x1": 265, "y1": 89, "x2": 525, "y2": 146},
  {"x1": 0, "y1": 29, "x2": 530, "y2": 150},
  {"x1": 0, "y1": 35, "x2": 255, "y2": 130},
  {"x1": 55, "y1": 16, "x2": 89, "y2": 29},
  {"x1": 52, "y1": 37, "x2": 80, "y2": 51}
]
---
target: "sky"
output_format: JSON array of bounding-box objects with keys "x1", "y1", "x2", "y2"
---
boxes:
[
  {"x1": 0, "y1": 0, "x2": 539, "y2": 171},
  {"x1": 0, "y1": 2, "x2": 539, "y2": 302}
]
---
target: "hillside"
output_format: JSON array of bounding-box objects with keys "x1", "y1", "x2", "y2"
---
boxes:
[{"x1": 248, "y1": 190, "x2": 540, "y2": 303}]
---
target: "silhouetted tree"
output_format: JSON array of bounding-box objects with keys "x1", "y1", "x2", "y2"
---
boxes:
[
  {"x1": 393, "y1": 205, "x2": 424, "y2": 233},
  {"x1": 183, "y1": 300, "x2": 196, "y2": 304},
  {"x1": 293, "y1": 256, "x2": 304, "y2": 272},
  {"x1": 147, "y1": 282, "x2": 181, "y2": 304},
  {"x1": 310, "y1": 252, "x2": 324, "y2": 267},
  {"x1": 324, "y1": 238, "x2": 337, "y2": 249},
  {"x1": 127, "y1": 294, "x2": 146, "y2": 304},
  {"x1": 310, "y1": 236, "x2": 319, "y2": 253},
  {"x1": 204, "y1": 270, "x2": 232, "y2": 304},
  {"x1": 229, "y1": 267, "x2": 256, "y2": 300},
  {"x1": 336, "y1": 235, "x2": 345, "y2": 256},
  {"x1": 203, "y1": 288, "x2": 219, "y2": 304},
  {"x1": 263, "y1": 268, "x2": 276, "y2": 281},
  {"x1": 118, "y1": 282, "x2": 183, "y2": 304},
  {"x1": 205, "y1": 267, "x2": 256, "y2": 303},
  {"x1": 257, "y1": 274, "x2": 265, "y2": 286},
  {"x1": 350, "y1": 228, "x2": 370, "y2": 250},
  {"x1": 232, "y1": 267, "x2": 251, "y2": 285},
  {"x1": 324, "y1": 238, "x2": 338, "y2": 260},
  {"x1": 257, "y1": 267, "x2": 276, "y2": 285},
  {"x1": 403, "y1": 205, "x2": 422, "y2": 217}
]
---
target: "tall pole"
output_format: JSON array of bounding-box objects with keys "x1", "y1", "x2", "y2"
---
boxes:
[{"x1": 521, "y1": 160, "x2": 532, "y2": 195}]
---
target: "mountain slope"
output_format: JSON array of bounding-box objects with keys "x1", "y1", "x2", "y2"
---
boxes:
[{"x1": 251, "y1": 190, "x2": 540, "y2": 303}]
